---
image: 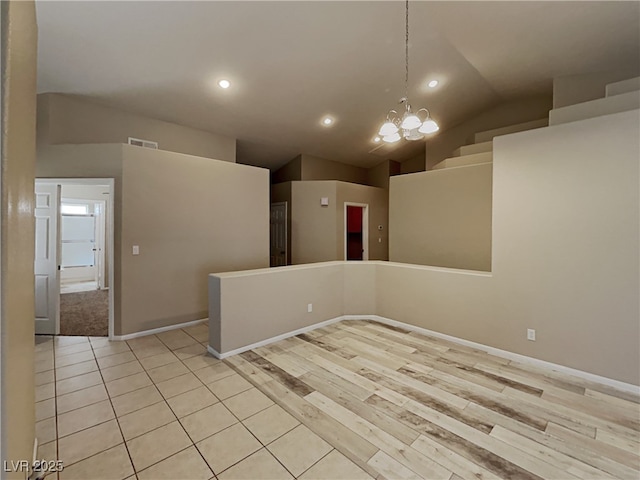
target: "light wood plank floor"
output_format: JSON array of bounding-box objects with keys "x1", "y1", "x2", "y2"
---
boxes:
[{"x1": 226, "y1": 319, "x2": 640, "y2": 480}]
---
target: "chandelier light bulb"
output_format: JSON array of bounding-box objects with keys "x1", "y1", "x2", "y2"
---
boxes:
[
  {"x1": 418, "y1": 119, "x2": 439, "y2": 134},
  {"x1": 218, "y1": 79, "x2": 230, "y2": 89},
  {"x1": 378, "y1": 121, "x2": 399, "y2": 136},
  {"x1": 400, "y1": 113, "x2": 421, "y2": 130},
  {"x1": 383, "y1": 132, "x2": 401, "y2": 143}
]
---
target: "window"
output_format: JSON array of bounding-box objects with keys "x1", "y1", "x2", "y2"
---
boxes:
[{"x1": 61, "y1": 203, "x2": 89, "y2": 215}]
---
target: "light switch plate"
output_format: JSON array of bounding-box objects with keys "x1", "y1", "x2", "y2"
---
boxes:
[{"x1": 132, "y1": 245, "x2": 140, "y2": 255}]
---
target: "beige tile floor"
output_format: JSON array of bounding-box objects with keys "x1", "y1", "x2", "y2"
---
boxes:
[{"x1": 35, "y1": 323, "x2": 370, "y2": 480}]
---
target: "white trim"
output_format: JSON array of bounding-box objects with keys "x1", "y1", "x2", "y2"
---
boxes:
[
  {"x1": 207, "y1": 345, "x2": 222, "y2": 359},
  {"x1": 211, "y1": 314, "x2": 640, "y2": 395},
  {"x1": 208, "y1": 316, "x2": 344, "y2": 359},
  {"x1": 112, "y1": 318, "x2": 207, "y2": 341},
  {"x1": 344, "y1": 202, "x2": 369, "y2": 261},
  {"x1": 32, "y1": 437, "x2": 39, "y2": 473}
]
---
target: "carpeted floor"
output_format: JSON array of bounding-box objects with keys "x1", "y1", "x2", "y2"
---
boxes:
[{"x1": 60, "y1": 289, "x2": 108, "y2": 337}]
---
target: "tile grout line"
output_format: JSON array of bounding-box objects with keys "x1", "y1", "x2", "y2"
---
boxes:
[
  {"x1": 147, "y1": 327, "x2": 288, "y2": 478},
  {"x1": 118, "y1": 330, "x2": 215, "y2": 476},
  {"x1": 49, "y1": 327, "x2": 313, "y2": 479},
  {"x1": 210, "y1": 355, "x2": 310, "y2": 479},
  {"x1": 89, "y1": 336, "x2": 138, "y2": 478},
  {"x1": 153, "y1": 328, "x2": 223, "y2": 478}
]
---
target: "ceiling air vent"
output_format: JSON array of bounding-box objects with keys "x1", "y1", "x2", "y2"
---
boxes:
[{"x1": 128, "y1": 137, "x2": 158, "y2": 149}]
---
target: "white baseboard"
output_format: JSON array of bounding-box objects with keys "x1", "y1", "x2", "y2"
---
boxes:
[
  {"x1": 210, "y1": 314, "x2": 640, "y2": 395},
  {"x1": 207, "y1": 316, "x2": 344, "y2": 359},
  {"x1": 32, "y1": 437, "x2": 38, "y2": 468},
  {"x1": 369, "y1": 315, "x2": 640, "y2": 395},
  {"x1": 112, "y1": 318, "x2": 208, "y2": 341}
]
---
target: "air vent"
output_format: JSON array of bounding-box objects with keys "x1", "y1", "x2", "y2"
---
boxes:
[{"x1": 128, "y1": 137, "x2": 158, "y2": 149}]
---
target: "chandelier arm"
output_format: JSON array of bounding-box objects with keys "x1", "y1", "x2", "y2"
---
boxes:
[
  {"x1": 386, "y1": 109, "x2": 401, "y2": 124},
  {"x1": 416, "y1": 107, "x2": 431, "y2": 120}
]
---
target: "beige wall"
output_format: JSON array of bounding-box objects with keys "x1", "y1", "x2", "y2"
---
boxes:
[
  {"x1": 553, "y1": 70, "x2": 638, "y2": 109},
  {"x1": 120, "y1": 146, "x2": 269, "y2": 334},
  {"x1": 37, "y1": 93, "x2": 236, "y2": 162},
  {"x1": 272, "y1": 154, "x2": 395, "y2": 189},
  {"x1": 301, "y1": 155, "x2": 367, "y2": 185},
  {"x1": 400, "y1": 154, "x2": 426, "y2": 174},
  {"x1": 208, "y1": 262, "x2": 382, "y2": 354},
  {"x1": 490, "y1": 109, "x2": 639, "y2": 385},
  {"x1": 389, "y1": 163, "x2": 492, "y2": 271},
  {"x1": 365, "y1": 160, "x2": 390, "y2": 189},
  {"x1": 384, "y1": 109, "x2": 640, "y2": 385},
  {"x1": 210, "y1": 263, "x2": 345, "y2": 352},
  {"x1": 272, "y1": 155, "x2": 302, "y2": 184},
  {"x1": 365, "y1": 160, "x2": 400, "y2": 189},
  {"x1": 37, "y1": 144, "x2": 269, "y2": 335},
  {"x1": 290, "y1": 181, "x2": 388, "y2": 264},
  {"x1": 424, "y1": 95, "x2": 552, "y2": 170},
  {"x1": 343, "y1": 262, "x2": 376, "y2": 315},
  {"x1": 291, "y1": 181, "x2": 337, "y2": 264},
  {"x1": 336, "y1": 182, "x2": 388, "y2": 261},
  {"x1": 1, "y1": 0, "x2": 37, "y2": 475},
  {"x1": 209, "y1": 109, "x2": 640, "y2": 386}
]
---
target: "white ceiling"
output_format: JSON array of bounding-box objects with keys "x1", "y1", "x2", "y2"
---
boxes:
[{"x1": 36, "y1": 1, "x2": 640, "y2": 170}]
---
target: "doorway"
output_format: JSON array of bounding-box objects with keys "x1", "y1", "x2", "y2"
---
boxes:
[
  {"x1": 344, "y1": 203, "x2": 369, "y2": 261},
  {"x1": 35, "y1": 179, "x2": 115, "y2": 338},
  {"x1": 270, "y1": 202, "x2": 288, "y2": 267}
]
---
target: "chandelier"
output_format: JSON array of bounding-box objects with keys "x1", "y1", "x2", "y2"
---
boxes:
[{"x1": 377, "y1": 0, "x2": 439, "y2": 143}]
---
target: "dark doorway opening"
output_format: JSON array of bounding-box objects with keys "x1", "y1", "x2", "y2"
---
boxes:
[{"x1": 346, "y1": 205, "x2": 364, "y2": 261}]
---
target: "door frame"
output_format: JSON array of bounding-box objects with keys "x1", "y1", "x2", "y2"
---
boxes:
[
  {"x1": 36, "y1": 178, "x2": 115, "y2": 339},
  {"x1": 344, "y1": 202, "x2": 369, "y2": 261}
]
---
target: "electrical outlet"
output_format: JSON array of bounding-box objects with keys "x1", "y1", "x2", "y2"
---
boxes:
[
  {"x1": 527, "y1": 329, "x2": 536, "y2": 341},
  {"x1": 307, "y1": 303, "x2": 313, "y2": 313}
]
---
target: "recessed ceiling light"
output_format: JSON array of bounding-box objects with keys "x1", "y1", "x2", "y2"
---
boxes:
[
  {"x1": 322, "y1": 116, "x2": 334, "y2": 126},
  {"x1": 218, "y1": 79, "x2": 231, "y2": 89},
  {"x1": 374, "y1": 136, "x2": 381, "y2": 143},
  {"x1": 427, "y1": 80, "x2": 439, "y2": 88}
]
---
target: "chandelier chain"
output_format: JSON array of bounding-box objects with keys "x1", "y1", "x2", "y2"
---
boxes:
[
  {"x1": 377, "y1": 0, "x2": 439, "y2": 141},
  {"x1": 405, "y1": 0, "x2": 409, "y2": 102}
]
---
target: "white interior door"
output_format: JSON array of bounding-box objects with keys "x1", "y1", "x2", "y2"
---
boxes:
[
  {"x1": 34, "y1": 182, "x2": 60, "y2": 335},
  {"x1": 270, "y1": 202, "x2": 287, "y2": 266}
]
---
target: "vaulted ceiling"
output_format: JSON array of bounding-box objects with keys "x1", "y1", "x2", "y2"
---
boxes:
[{"x1": 36, "y1": 1, "x2": 640, "y2": 169}]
